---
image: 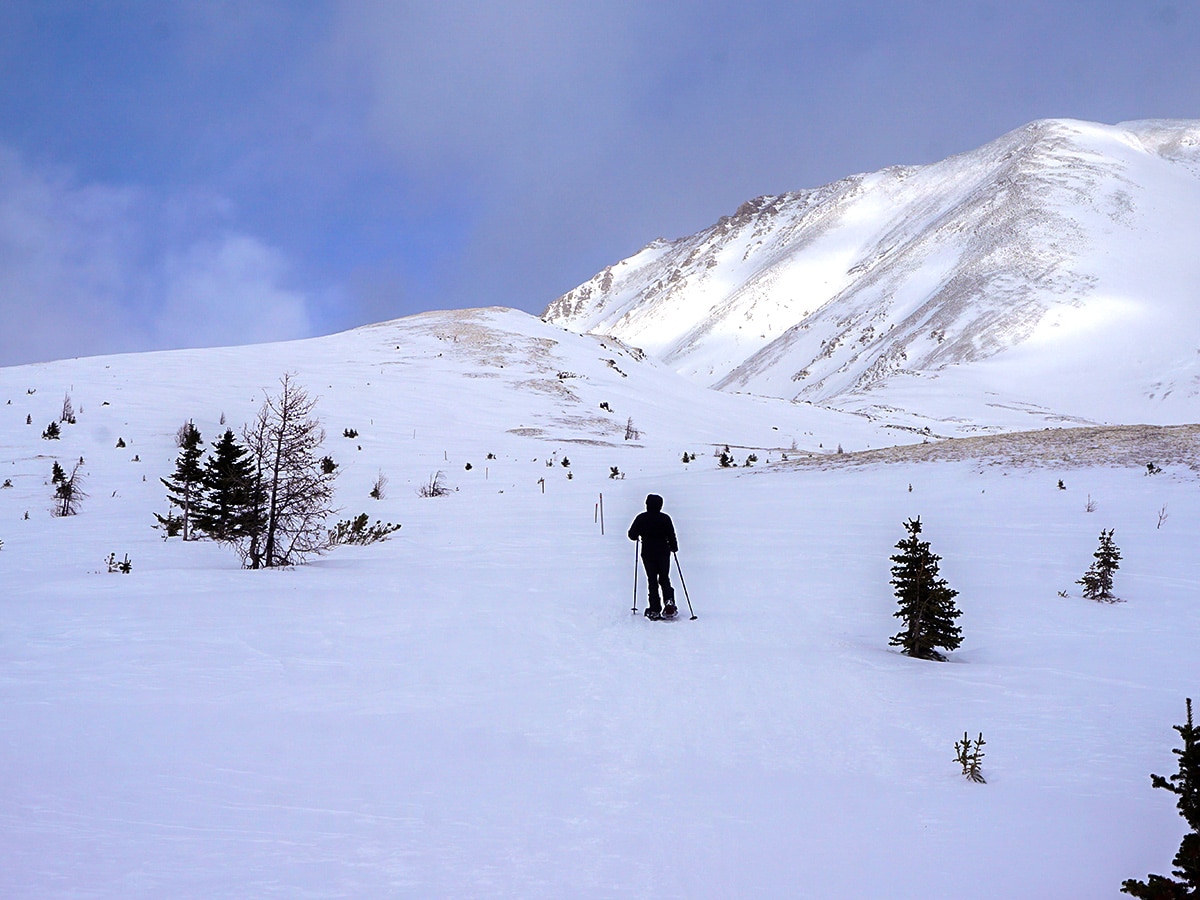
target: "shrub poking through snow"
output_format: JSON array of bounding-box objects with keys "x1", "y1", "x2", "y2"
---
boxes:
[
  {"x1": 418, "y1": 471, "x2": 450, "y2": 497},
  {"x1": 888, "y1": 517, "x2": 962, "y2": 661},
  {"x1": 155, "y1": 511, "x2": 183, "y2": 538},
  {"x1": 954, "y1": 732, "x2": 987, "y2": 783},
  {"x1": 42, "y1": 421, "x2": 60, "y2": 440},
  {"x1": 105, "y1": 552, "x2": 132, "y2": 574},
  {"x1": 1078, "y1": 529, "x2": 1121, "y2": 602},
  {"x1": 327, "y1": 513, "x2": 401, "y2": 546},
  {"x1": 1122, "y1": 698, "x2": 1200, "y2": 897}
]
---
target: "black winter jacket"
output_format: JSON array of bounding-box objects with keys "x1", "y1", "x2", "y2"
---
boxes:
[{"x1": 628, "y1": 511, "x2": 678, "y2": 556}]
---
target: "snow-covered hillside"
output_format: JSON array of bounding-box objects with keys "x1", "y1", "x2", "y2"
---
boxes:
[
  {"x1": 545, "y1": 119, "x2": 1200, "y2": 434},
  {"x1": 2, "y1": 308, "x2": 1199, "y2": 896}
]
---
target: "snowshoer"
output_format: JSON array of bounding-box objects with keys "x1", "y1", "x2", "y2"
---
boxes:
[{"x1": 628, "y1": 494, "x2": 679, "y2": 620}]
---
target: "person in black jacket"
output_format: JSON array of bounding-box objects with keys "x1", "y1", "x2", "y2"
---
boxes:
[{"x1": 628, "y1": 494, "x2": 678, "y2": 620}]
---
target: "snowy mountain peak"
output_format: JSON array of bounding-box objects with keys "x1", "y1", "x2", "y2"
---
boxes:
[{"x1": 545, "y1": 118, "x2": 1200, "y2": 433}]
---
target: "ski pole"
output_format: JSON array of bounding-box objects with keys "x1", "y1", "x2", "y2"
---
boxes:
[
  {"x1": 673, "y1": 552, "x2": 697, "y2": 620},
  {"x1": 632, "y1": 538, "x2": 640, "y2": 613}
]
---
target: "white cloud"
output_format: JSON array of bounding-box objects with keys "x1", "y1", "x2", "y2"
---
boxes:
[
  {"x1": 157, "y1": 234, "x2": 310, "y2": 348},
  {"x1": 0, "y1": 147, "x2": 313, "y2": 366}
]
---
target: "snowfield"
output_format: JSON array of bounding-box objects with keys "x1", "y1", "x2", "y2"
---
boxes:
[{"x1": 1, "y1": 306, "x2": 1198, "y2": 897}]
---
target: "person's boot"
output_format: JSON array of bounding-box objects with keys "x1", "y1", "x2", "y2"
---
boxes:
[
  {"x1": 662, "y1": 600, "x2": 678, "y2": 619},
  {"x1": 644, "y1": 607, "x2": 661, "y2": 621}
]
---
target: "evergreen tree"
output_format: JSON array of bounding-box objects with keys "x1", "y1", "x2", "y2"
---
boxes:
[
  {"x1": 1123, "y1": 698, "x2": 1200, "y2": 898},
  {"x1": 194, "y1": 428, "x2": 263, "y2": 543},
  {"x1": 1079, "y1": 528, "x2": 1121, "y2": 602},
  {"x1": 157, "y1": 422, "x2": 204, "y2": 540},
  {"x1": 52, "y1": 460, "x2": 85, "y2": 517},
  {"x1": 888, "y1": 517, "x2": 963, "y2": 661}
]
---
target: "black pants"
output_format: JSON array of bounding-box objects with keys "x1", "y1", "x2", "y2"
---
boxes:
[{"x1": 642, "y1": 551, "x2": 675, "y2": 612}]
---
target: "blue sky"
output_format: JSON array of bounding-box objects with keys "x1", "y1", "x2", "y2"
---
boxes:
[{"x1": 0, "y1": 1, "x2": 1196, "y2": 366}]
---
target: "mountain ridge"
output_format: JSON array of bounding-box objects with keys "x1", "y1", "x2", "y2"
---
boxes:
[{"x1": 545, "y1": 118, "x2": 1200, "y2": 433}]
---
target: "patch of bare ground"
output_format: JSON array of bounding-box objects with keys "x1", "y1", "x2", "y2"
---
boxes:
[{"x1": 775, "y1": 424, "x2": 1200, "y2": 471}]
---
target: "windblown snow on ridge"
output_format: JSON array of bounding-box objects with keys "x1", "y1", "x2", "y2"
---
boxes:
[{"x1": 545, "y1": 118, "x2": 1200, "y2": 433}]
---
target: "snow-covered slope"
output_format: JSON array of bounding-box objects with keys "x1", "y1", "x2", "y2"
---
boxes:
[
  {"x1": 545, "y1": 119, "x2": 1200, "y2": 433},
  {"x1": 3, "y1": 309, "x2": 1200, "y2": 896}
]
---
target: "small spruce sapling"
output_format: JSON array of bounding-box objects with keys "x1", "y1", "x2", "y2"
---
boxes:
[
  {"x1": 1122, "y1": 698, "x2": 1200, "y2": 898},
  {"x1": 370, "y1": 470, "x2": 388, "y2": 500},
  {"x1": 1078, "y1": 529, "x2": 1121, "y2": 602},
  {"x1": 954, "y1": 732, "x2": 987, "y2": 783},
  {"x1": 888, "y1": 517, "x2": 963, "y2": 661},
  {"x1": 42, "y1": 421, "x2": 60, "y2": 440}
]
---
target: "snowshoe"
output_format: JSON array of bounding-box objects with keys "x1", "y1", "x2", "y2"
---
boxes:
[
  {"x1": 644, "y1": 608, "x2": 662, "y2": 621},
  {"x1": 662, "y1": 603, "x2": 678, "y2": 619}
]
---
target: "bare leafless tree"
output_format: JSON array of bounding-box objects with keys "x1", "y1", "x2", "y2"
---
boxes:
[{"x1": 238, "y1": 374, "x2": 336, "y2": 568}]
